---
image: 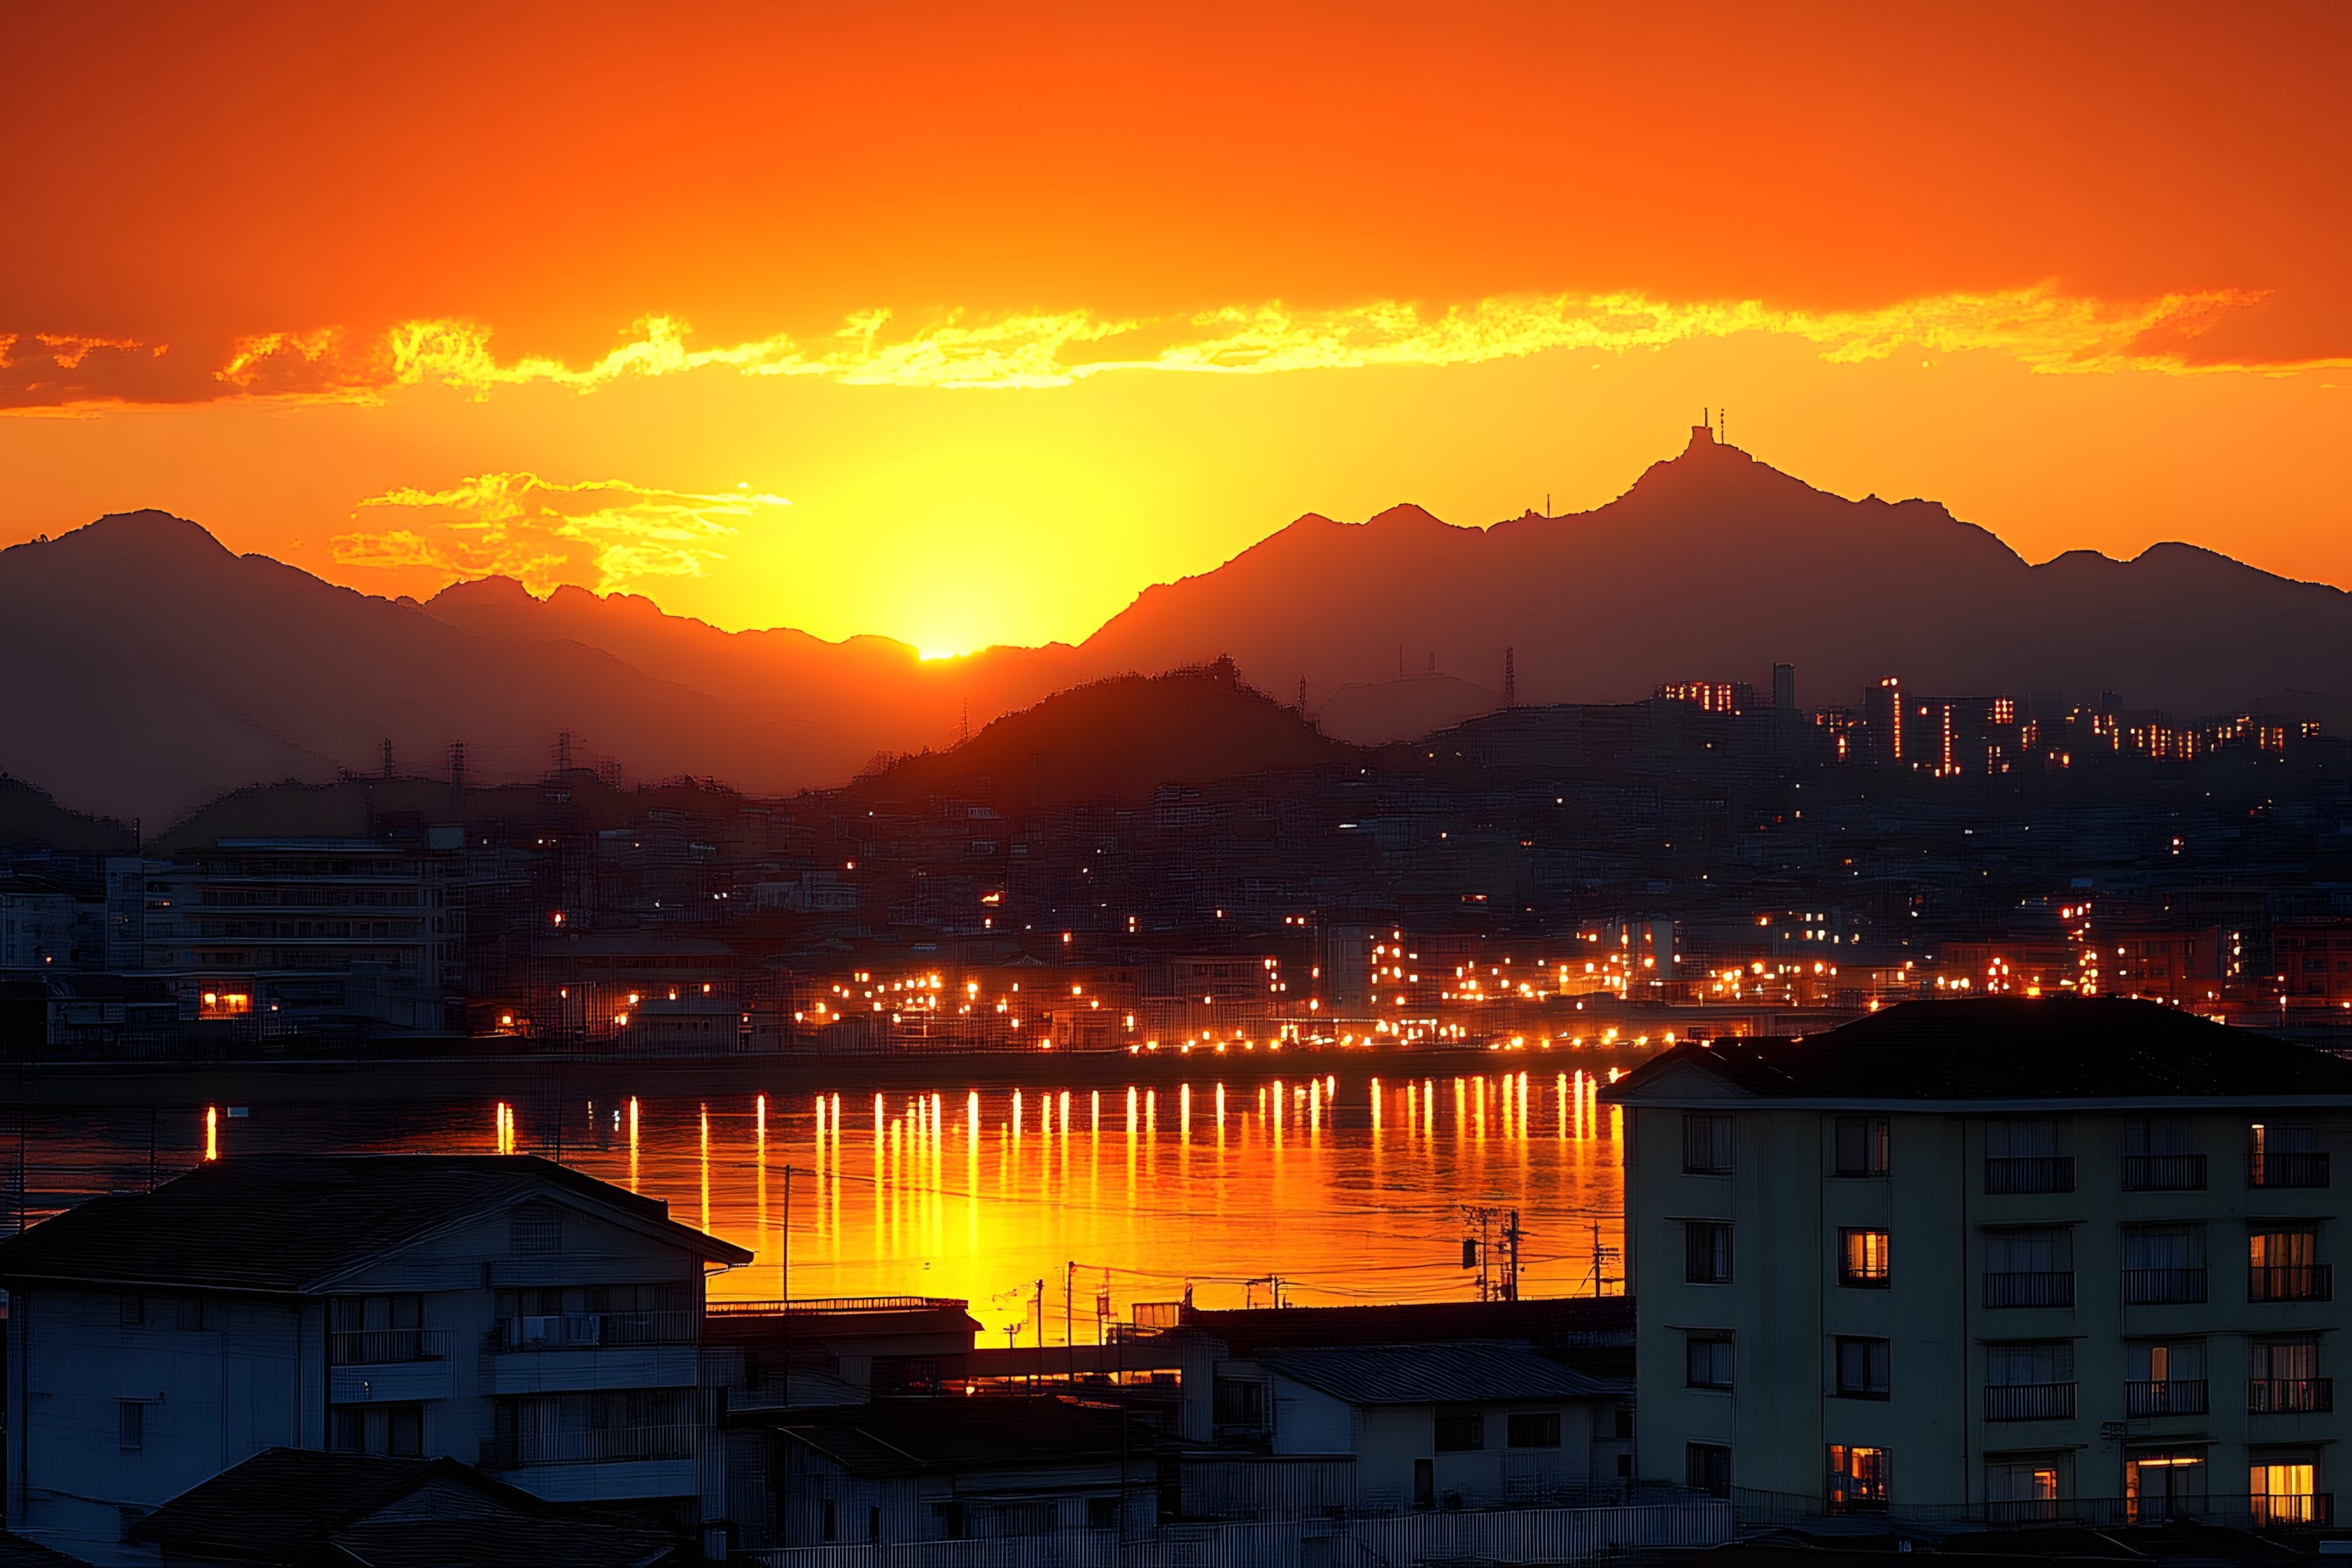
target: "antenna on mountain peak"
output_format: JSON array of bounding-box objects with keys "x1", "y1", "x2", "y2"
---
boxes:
[{"x1": 1504, "y1": 648, "x2": 1517, "y2": 709}]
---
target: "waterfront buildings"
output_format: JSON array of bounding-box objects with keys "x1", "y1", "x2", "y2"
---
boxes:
[{"x1": 1605, "y1": 998, "x2": 2352, "y2": 1528}]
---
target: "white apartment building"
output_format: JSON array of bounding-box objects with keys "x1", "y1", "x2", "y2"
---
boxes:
[
  {"x1": 1605, "y1": 998, "x2": 2351, "y2": 1531},
  {"x1": 0, "y1": 1153, "x2": 751, "y2": 1564}
]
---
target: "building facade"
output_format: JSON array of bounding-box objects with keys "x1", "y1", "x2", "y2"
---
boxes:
[
  {"x1": 1605, "y1": 998, "x2": 2351, "y2": 1529},
  {"x1": 0, "y1": 1154, "x2": 750, "y2": 1565}
]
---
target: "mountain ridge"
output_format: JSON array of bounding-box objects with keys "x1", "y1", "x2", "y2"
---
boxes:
[{"x1": 8, "y1": 430, "x2": 2348, "y2": 826}]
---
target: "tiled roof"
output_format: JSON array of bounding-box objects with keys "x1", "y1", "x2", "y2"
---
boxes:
[
  {"x1": 0, "y1": 1532, "x2": 92, "y2": 1567},
  {"x1": 0, "y1": 1154, "x2": 750, "y2": 1292},
  {"x1": 1255, "y1": 1341, "x2": 1620, "y2": 1404},
  {"x1": 1607, "y1": 998, "x2": 2352, "y2": 1105}
]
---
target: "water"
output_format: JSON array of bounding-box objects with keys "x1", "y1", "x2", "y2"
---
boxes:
[{"x1": 7, "y1": 1061, "x2": 1627, "y2": 1342}]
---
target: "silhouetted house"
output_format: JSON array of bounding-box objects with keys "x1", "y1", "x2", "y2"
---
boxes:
[
  {"x1": 733, "y1": 1396, "x2": 1154, "y2": 1550},
  {"x1": 125, "y1": 1447, "x2": 678, "y2": 1566},
  {"x1": 1605, "y1": 998, "x2": 2352, "y2": 1528},
  {"x1": 0, "y1": 1155, "x2": 751, "y2": 1564},
  {"x1": 1169, "y1": 1339, "x2": 1629, "y2": 1517}
]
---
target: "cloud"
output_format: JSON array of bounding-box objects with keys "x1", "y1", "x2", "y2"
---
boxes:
[
  {"x1": 333, "y1": 472, "x2": 791, "y2": 594},
  {"x1": 5, "y1": 282, "x2": 2330, "y2": 414}
]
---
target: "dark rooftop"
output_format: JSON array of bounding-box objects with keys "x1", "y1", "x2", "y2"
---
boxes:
[
  {"x1": 0, "y1": 1154, "x2": 750, "y2": 1292},
  {"x1": 762, "y1": 1396, "x2": 1139, "y2": 1478},
  {"x1": 1254, "y1": 1342, "x2": 1622, "y2": 1404},
  {"x1": 130, "y1": 1448, "x2": 675, "y2": 1567},
  {"x1": 1607, "y1": 998, "x2": 2352, "y2": 1104}
]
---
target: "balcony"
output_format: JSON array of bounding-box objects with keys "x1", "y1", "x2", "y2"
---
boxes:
[
  {"x1": 2121, "y1": 1154, "x2": 2207, "y2": 1192},
  {"x1": 1984, "y1": 1157, "x2": 2075, "y2": 1195},
  {"x1": 2120, "y1": 1267, "x2": 2208, "y2": 1306},
  {"x1": 2250, "y1": 1494, "x2": 2333, "y2": 1528},
  {"x1": 495, "y1": 1311, "x2": 697, "y2": 1351},
  {"x1": 1984, "y1": 1270, "x2": 2075, "y2": 1309},
  {"x1": 329, "y1": 1327, "x2": 452, "y2": 1366},
  {"x1": 2249, "y1": 1152, "x2": 2330, "y2": 1190},
  {"x1": 480, "y1": 1423, "x2": 696, "y2": 1469},
  {"x1": 1984, "y1": 1382, "x2": 2076, "y2": 1422},
  {"x1": 2124, "y1": 1378, "x2": 2208, "y2": 1417},
  {"x1": 2248, "y1": 1264, "x2": 2333, "y2": 1304},
  {"x1": 2248, "y1": 1377, "x2": 2334, "y2": 1414}
]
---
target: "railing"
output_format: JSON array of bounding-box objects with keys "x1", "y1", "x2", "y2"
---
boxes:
[
  {"x1": 1983, "y1": 1382, "x2": 2075, "y2": 1422},
  {"x1": 1984, "y1": 1270, "x2": 2074, "y2": 1308},
  {"x1": 480, "y1": 1423, "x2": 696, "y2": 1468},
  {"x1": 1734, "y1": 1486, "x2": 2333, "y2": 1532},
  {"x1": 2252, "y1": 1493, "x2": 2334, "y2": 1527},
  {"x1": 2121, "y1": 1154, "x2": 2207, "y2": 1191},
  {"x1": 2249, "y1": 1152, "x2": 2330, "y2": 1189},
  {"x1": 1984, "y1": 1156, "x2": 2075, "y2": 1194},
  {"x1": 1838, "y1": 1270, "x2": 1892, "y2": 1291},
  {"x1": 495, "y1": 1310, "x2": 698, "y2": 1350},
  {"x1": 708, "y1": 1296, "x2": 969, "y2": 1316},
  {"x1": 328, "y1": 1327, "x2": 452, "y2": 1365},
  {"x1": 2249, "y1": 1376, "x2": 2334, "y2": 1414},
  {"x1": 2124, "y1": 1378, "x2": 2207, "y2": 1417},
  {"x1": 2120, "y1": 1266, "x2": 2208, "y2": 1305},
  {"x1": 2248, "y1": 1264, "x2": 2333, "y2": 1303}
]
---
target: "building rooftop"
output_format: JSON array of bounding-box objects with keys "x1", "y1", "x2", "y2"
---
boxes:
[
  {"x1": 760, "y1": 1396, "x2": 1139, "y2": 1478},
  {"x1": 129, "y1": 1447, "x2": 676, "y2": 1566},
  {"x1": 0, "y1": 1153, "x2": 751, "y2": 1292},
  {"x1": 1606, "y1": 997, "x2": 2352, "y2": 1108},
  {"x1": 1255, "y1": 1341, "x2": 1622, "y2": 1404}
]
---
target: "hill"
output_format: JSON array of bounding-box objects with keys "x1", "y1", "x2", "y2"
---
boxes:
[{"x1": 7, "y1": 426, "x2": 2352, "y2": 826}]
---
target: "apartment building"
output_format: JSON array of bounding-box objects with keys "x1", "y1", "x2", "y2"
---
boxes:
[
  {"x1": 0, "y1": 1154, "x2": 751, "y2": 1565},
  {"x1": 1604, "y1": 998, "x2": 2352, "y2": 1530}
]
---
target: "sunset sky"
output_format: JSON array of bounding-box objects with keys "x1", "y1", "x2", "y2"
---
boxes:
[{"x1": 4, "y1": 1, "x2": 2345, "y2": 656}]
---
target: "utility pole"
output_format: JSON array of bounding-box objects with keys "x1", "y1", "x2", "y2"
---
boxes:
[
  {"x1": 381, "y1": 738, "x2": 394, "y2": 780},
  {"x1": 1504, "y1": 1208, "x2": 1522, "y2": 1303},
  {"x1": 779, "y1": 1165, "x2": 793, "y2": 1405},
  {"x1": 1034, "y1": 1278, "x2": 1046, "y2": 1390},
  {"x1": 1066, "y1": 1263, "x2": 1076, "y2": 1388}
]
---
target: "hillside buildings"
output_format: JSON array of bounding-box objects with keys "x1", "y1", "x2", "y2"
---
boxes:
[{"x1": 1605, "y1": 998, "x2": 2352, "y2": 1529}]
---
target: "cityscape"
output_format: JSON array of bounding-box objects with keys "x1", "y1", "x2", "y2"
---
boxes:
[{"x1": 4, "y1": 5, "x2": 2350, "y2": 1566}]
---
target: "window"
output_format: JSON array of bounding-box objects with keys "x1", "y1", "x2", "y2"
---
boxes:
[
  {"x1": 1833, "y1": 1116, "x2": 1890, "y2": 1177},
  {"x1": 2248, "y1": 1124, "x2": 2327, "y2": 1189},
  {"x1": 1984, "y1": 1225, "x2": 2074, "y2": 1307},
  {"x1": 388, "y1": 1406, "x2": 423, "y2": 1459},
  {"x1": 331, "y1": 1293, "x2": 426, "y2": 1363},
  {"x1": 2250, "y1": 1339, "x2": 2328, "y2": 1413},
  {"x1": 118, "y1": 1291, "x2": 146, "y2": 1327},
  {"x1": 1684, "y1": 1221, "x2": 1733, "y2": 1284},
  {"x1": 2249, "y1": 1228, "x2": 2328, "y2": 1302},
  {"x1": 1686, "y1": 1332, "x2": 1733, "y2": 1390},
  {"x1": 2126, "y1": 1340, "x2": 2208, "y2": 1416},
  {"x1": 332, "y1": 1404, "x2": 427, "y2": 1456},
  {"x1": 1826, "y1": 1445, "x2": 1891, "y2": 1513},
  {"x1": 1085, "y1": 1496, "x2": 1120, "y2": 1530},
  {"x1": 1984, "y1": 1341, "x2": 2075, "y2": 1421},
  {"x1": 1433, "y1": 1410, "x2": 1485, "y2": 1452},
  {"x1": 2250, "y1": 1460, "x2": 2320, "y2": 1526},
  {"x1": 1839, "y1": 1228, "x2": 1891, "y2": 1288},
  {"x1": 1507, "y1": 1411, "x2": 1562, "y2": 1448},
  {"x1": 1686, "y1": 1443, "x2": 1732, "y2": 1498},
  {"x1": 117, "y1": 1401, "x2": 144, "y2": 1454},
  {"x1": 1212, "y1": 1376, "x2": 1269, "y2": 1432},
  {"x1": 2122, "y1": 1117, "x2": 2204, "y2": 1191},
  {"x1": 1834, "y1": 1336, "x2": 1890, "y2": 1399},
  {"x1": 1985, "y1": 1118, "x2": 2072, "y2": 1194},
  {"x1": 1986, "y1": 1461, "x2": 2059, "y2": 1522},
  {"x1": 2121, "y1": 1223, "x2": 2208, "y2": 1304},
  {"x1": 1683, "y1": 1114, "x2": 1734, "y2": 1174},
  {"x1": 509, "y1": 1202, "x2": 561, "y2": 1252},
  {"x1": 173, "y1": 1295, "x2": 206, "y2": 1332}
]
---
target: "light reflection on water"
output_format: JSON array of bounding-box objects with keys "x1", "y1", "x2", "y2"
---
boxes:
[{"x1": 12, "y1": 1068, "x2": 1623, "y2": 1343}]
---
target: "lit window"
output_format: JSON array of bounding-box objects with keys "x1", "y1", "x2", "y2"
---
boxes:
[{"x1": 1840, "y1": 1229, "x2": 1891, "y2": 1287}]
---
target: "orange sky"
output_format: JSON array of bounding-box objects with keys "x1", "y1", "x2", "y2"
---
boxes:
[{"x1": 3, "y1": 1, "x2": 2346, "y2": 653}]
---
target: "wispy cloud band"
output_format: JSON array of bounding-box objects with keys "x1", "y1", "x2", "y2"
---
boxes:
[{"x1": 334, "y1": 472, "x2": 790, "y2": 593}]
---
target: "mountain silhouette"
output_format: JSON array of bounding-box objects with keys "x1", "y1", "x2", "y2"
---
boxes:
[{"x1": 6, "y1": 427, "x2": 2349, "y2": 827}]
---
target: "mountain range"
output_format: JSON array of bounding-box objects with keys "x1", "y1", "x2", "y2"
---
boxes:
[{"x1": 7, "y1": 424, "x2": 2350, "y2": 829}]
